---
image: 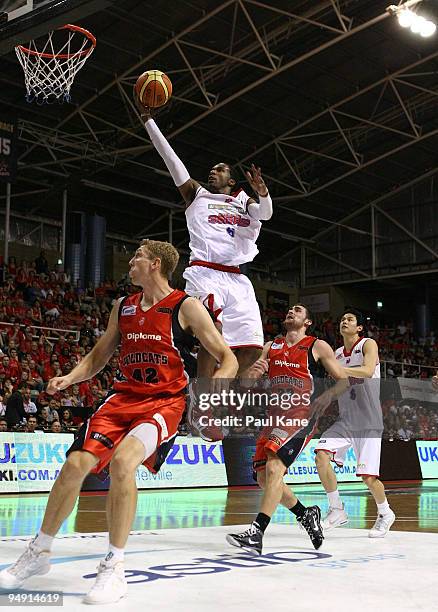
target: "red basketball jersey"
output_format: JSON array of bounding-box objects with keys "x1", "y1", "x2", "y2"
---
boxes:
[
  {"x1": 115, "y1": 289, "x2": 194, "y2": 396},
  {"x1": 267, "y1": 334, "x2": 318, "y2": 394}
]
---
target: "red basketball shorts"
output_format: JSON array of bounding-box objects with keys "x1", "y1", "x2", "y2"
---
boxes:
[
  {"x1": 67, "y1": 389, "x2": 186, "y2": 473},
  {"x1": 253, "y1": 407, "x2": 317, "y2": 473}
]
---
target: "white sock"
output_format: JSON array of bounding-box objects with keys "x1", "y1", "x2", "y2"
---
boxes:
[
  {"x1": 327, "y1": 490, "x2": 342, "y2": 509},
  {"x1": 33, "y1": 531, "x2": 54, "y2": 552},
  {"x1": 105, "y1": 544, "x2": 125, "y2": 565},
  {"x1": 377, "y1": 500, "x2": 391, "y2": 515}
]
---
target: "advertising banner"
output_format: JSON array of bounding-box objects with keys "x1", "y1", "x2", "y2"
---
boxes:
[
  {"x1": 83, "y1": 437, "x2": 228, "y2": 491},
  {"x1": 0, "y1": 117, "x2": 18, "y2": 183},
  {"x1": 223, "y1": 437, "x2": 359, "y2": 486},
  {"x1": 285, "y1": 438, "x2": 359, "y2": 484},
  {"x1": 0, "y1": 432, "x2": 74, "y2": 493},
  {"x1": 398, "y1": 378, "x2": 438, "y2": 403},
  {"x1": 0, "y1": 433, "x2": 227, "y2": 493},
  {"x1": 416, "y1": 441, "x2": 438, "y2": 478},
  {"x1": 299, "y1": 293, "x2": 330, "y2": 313}
]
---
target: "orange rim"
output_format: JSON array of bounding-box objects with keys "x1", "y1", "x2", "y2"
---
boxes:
[{"x1": 17, "y1": 24, "x2": 96, "y2": 60}]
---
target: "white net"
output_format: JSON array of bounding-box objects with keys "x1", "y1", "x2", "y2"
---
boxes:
[{"x1": 15, "y1": 26, "x2": 95, "y2": 104}]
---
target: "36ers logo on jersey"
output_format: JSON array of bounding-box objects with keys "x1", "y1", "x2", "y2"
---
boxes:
[
  {"x1": 271, "y1": 342, "x2": 284, "y2": 349},
  {"x1": 208, "y1": 213, "x2": 250, "y2": 226},
  {"x1": 121, "y1": 305, "x2": 136, "y2": 316}
]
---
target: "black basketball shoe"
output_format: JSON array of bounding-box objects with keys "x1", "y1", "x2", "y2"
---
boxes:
[
  {"x1": 297, "y1": 505, "x2": 324, "y2": 550},
  {"x1": 226, "y1": 523, "x2": 263, "y2": 555}
]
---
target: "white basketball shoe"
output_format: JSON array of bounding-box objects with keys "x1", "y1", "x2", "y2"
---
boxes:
[
  {"x1": 322, "y1": 505, "x2": 349, "y2": 531},
  {"x1": 368, "y1": 510, "x2": 396, "y2": 538},
  {"x1": 0, "y1": 540, "x2": 51, "y2": 589},
  {"x1": 83, "y1": 559, "x2": 127, "y2": 605}
]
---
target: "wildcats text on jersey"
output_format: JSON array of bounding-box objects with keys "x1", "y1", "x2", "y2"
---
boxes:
[
  {"x1": 122, "y1": 352, "x2": 168, "y2": 367},
  {"x1": 270, "y1": 375, "x2": 305, "y2": 389},
  {"x1": 115, "y1": 289, "x2": 193, "y2": 396}
]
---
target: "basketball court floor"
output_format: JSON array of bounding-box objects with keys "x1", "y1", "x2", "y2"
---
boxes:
[{"x1": 1, "y1": 481, "x2": 437, "y2": 610}]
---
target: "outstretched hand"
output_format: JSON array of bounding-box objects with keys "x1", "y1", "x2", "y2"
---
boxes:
[
  {"x1": 133, "y1": 85, "x2": 152, "y2": 120},
  {"x1": 47, "y1": 375, "x2": 73, "y2": 395},
  {"x1": 245, "y1": 163, "x2": 268, "y2": 197}
]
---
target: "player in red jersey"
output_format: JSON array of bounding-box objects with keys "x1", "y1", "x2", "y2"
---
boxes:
[
  {"x1": 226, "y1": 304, "x2": 347, "y2": 554},
  {"x1": 0, "y1": 239, "x2": 238, "y2": 605}
]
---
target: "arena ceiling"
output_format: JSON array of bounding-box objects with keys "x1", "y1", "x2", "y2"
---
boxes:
[{"x1": 1, "y1": 0, "x2": 438, "y2": 284}]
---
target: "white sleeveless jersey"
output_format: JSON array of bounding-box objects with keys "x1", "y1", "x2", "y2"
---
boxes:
[
  {"x1": 335, "y1": 337, "x2": 383, "y2": 431},
  {"x1": 185, "y1": 186, "x2": 262, "y2": 266}
]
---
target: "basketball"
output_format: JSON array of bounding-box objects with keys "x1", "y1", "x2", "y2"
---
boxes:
[{"x1": 135, "y1": 69, "x2": 172, "y2": 108}]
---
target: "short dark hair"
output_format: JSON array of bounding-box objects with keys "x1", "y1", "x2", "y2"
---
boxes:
[
  {"x1": 295, "y1": 302, "x2": 314, "y2": 324},
  {"x1": 341, "y1": 307, "x2": 366, "y2": 330},
  {"x1": 225, "y1": 163, "x2": 239, "y2": 185}
]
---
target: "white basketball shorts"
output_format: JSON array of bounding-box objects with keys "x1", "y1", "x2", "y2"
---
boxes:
[
  {"x1": 183, "y1": 265, "x2": 264, "y2": 349},
  {"x1": 314, "y1": 421, "x2": 383, "y2": 477}
]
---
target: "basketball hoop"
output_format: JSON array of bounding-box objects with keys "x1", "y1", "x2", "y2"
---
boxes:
[{"x1": 15, "y1": 24, "x2": 96, "y2": 104}]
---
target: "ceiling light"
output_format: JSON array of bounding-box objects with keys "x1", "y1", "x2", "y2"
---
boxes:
[
  {"x1": 420, "y1": 20, "x2": 436, "y2": 37},
  {"x1": 397, "y1": 9, "x2": 415, "y2": 28},
  {"x1": 410, "y1": 15, "x2": 426, "y2": 33},
  {"x1": 388, "y1": 3, "x2": 437, "y2": 38}
]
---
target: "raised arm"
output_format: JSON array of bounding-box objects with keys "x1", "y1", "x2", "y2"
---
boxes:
[
  {"x1": 179, "y1": 297, "x2": 238, "y2": 379},
  {"x1": 313, "y1": 339, "x2": 347, "y2": 381},
  {"x1": 245, "y1": 163, "x2": 273, "y2": 221},
  {"x1": 46, "y1": 299, "x2": 122, "y2": 394},
  {"x1": 133, "y1": 93, "x2": 200, "y2": 206}
]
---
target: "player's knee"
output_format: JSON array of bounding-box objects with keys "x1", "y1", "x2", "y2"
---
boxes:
[
  {"x1": 257, "y1": 469, "x2": 266, "y2": 489},
  {"x1": 62, "y1": 451, "x2": 95, "y2": 482},
  {"x1": 110, "y1": 447, "x2": 141, "y2": 481},
  {"x1": 362, "y1": 475, "x2": 377, "y2": 487},
  {"x1": 264, "y1": 455, "x2": 284, "y2": 482},
  {"x1": 315, "y1": 450, "x2": 330, "y2": 469}
]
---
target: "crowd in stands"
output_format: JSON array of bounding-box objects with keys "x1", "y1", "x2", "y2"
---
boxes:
[
  {"x1": 0, "y1": 251, "x2": 436, "y2": 440},
  {"x1": 0, "y1": 252, "x2": 136, "y2": 434},
  {"x1": 264, "y1": 306, "x2": 437, "y2": 378}
]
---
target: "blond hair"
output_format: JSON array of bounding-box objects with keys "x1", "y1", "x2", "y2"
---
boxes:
[{"x1": 140, "y1": 239, "x2": 179, "y2": 277}]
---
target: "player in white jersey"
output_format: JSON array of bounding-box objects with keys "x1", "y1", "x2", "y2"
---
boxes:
[
  {"x1": 134, "y1": 96, "x2": 271, "y2": 376},
  {"x1": 314, "y1": 309, "x2": 396, "y2": 538}
]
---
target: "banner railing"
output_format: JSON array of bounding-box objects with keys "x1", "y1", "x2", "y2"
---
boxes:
[{"x1": 0, "y1": 321, "x2": 80, "y2": 342}]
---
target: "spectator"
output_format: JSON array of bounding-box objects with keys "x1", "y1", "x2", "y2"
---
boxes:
[
  {"x1": 5, "y1": 385, "x2": 26, "y2": 429},
  {"x1": 38, "y1": 407, "x2": 51, "y2": 430},
  {"x1": 60, "y1": 408, "x2": 75, "y2": 430},
  {"x1": 22, "y1": 388, "x2": 37, "y2": 414},
  {"x1": 0, "y1": 394, "x2": 5, "y2": 417},
  {"x1": 35, "y1": 250, "x2": 49, "y2": 275},
  {"x1": 0, "y1": 418, "x2": 7, "y2": 432},
  {"x1": 50, "y1": 420, "x2": 62, "y2": 433},
  {"x1": 397, "y1": 421, "x2": 413, "y2": 441},
  {"x1": 47, "y1": 399, "x2": 60, "y2": 423},
  {"x1": 25, "y1": 415, "x2": 41, "y2": 433}
]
